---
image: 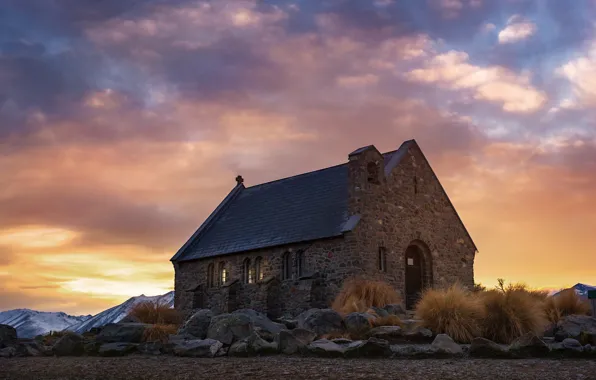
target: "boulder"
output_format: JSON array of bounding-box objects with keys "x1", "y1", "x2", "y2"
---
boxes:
[
  {"x1": 138, "y1": 342, "x2": 163, "y2": 355},
  {"x1": 554, "y1": 315, "x2": 596, "y2": 342},
  {"x1": 431, "y1": 334, "x2": 463, "y2": 355},
  {"x1": 469, "y1": 337, "x2": 511, "y2": 358},
  {"x1": 343, "y1": 337, "x2": 390, "y2": 358},
  {"x1": 229, "y1": 331, "x2": 277, "y2": 356},
  {"x1": 390, "y1": 344, "x2": 440, "y2": 358},
  {"x1": 275, "y1": 318, "x2": 298, "y2": 330},
  {"x1": 384, "y1": 304, "x2": 406, "y2": 316},
  {"x1": 0, "y1": 324, "x2": 17, "y2": 348},
  {"x1": 172, "y1": 339, "x2": 223, "y2": 358},
  {"x1": 98, "y1": 343, "x2": 138, "y2": 357},
  {"x1": 18, "y1": 341, "x2": 45, "y2": 357},
  {"x1": 276, "y1": 328, "x2": 317, "y2": 355},
  {"x1": 509, "y1": 334, "x2": 550, "y2": 358},
  {"x1": 344, "y1": 313, "x2": 374, "y2": 335},
  {"x1": 297, "y1": 308, "x2": 344, "y2": 336},
  {"x1": 403, "y1": 326, "x2": 433, "y2": 343},
  {"x1": 369, "y1": 307, "x2": 390, "y2": 318},
  {"x1": 178, "y1": 309, "x2": 213, "y2": 339},
  {"x1": 207, "y1": 313, "x2": 253, "y2": 345},
  {"x1": 0, "y1": 346, "x2": 16, "y2": 358},
  {"x1": 52, "y1": 333, "x2": 85, "y2": 356},
  {"x1": 96, "y1": 323, "x2": 150, "y2": 344},
  {"x1": 307, "y1": 339, "x2": 347, "y2": 357},
  {"x1": 367, "y1": 326, "x2": 403, "y2": 343},
  {"x1": 562, "y1": 338, "x2": 583, "y2": 351},
  {"x1": 232, "y1": 309, "x2": 282, "y2": 337}
]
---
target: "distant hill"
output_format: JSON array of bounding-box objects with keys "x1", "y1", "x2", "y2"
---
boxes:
[
  {"x1": 0, "y1": 309, "x2": 92, "y2": 338},
  {"x1": 66, "y1": 291, "x2": 175, "y2": 334},
  {"x1": 553, "y1": 283, "x2": 596, "y2": 299},
  {"x1": 0, "y1": 291, "x2": 175, "y2": 338}
]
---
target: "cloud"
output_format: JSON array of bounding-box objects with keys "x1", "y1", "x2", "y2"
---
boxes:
[
  {"x1": 405, "y1": 50, "x2": 547, "y2": 113},
  {"x1": 556, "y1": 41, "x2": 596, "y2": 107},
  {"x1": 498, "y1": 15, "x2": 537, "y2": 44}
]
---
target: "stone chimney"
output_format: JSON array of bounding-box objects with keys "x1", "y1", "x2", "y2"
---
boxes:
[
  {"x1": 236, "y1": 175, "x2": 244, "y2": 185},
  {"x1": 348, "y1": 145, "x2": 383, "y2": 215}
]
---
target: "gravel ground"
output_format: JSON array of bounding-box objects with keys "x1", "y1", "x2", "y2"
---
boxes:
[{"x1": 1, "y1": 357, "x2": 596, "y2": 380}]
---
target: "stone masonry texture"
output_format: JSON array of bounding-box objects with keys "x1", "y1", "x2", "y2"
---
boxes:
[{"x1": 173, "y1": 143, "x2": 476, "y2": 319}]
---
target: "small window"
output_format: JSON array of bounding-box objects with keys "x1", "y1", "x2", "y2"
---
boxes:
[
  {"x1": 282, "y1": 252, "x2": 292, "y2": 280},
  {"x1": 242, "y1": 258, "x2": 251, "y2": 284},
  {"x1": 218, "y1": 262, "x2": 227, "y2": 285},
  {"x1": 367, "y1": 161, "x2": 380, "y2": 184},
  {"x1": 297, "y1": 250, "x2": 306, "y2": 277},
  {"x1": 207, "y1": 263, "x2": 215, "y2": 288},
  {"x1": 378, "y1": 247, "x2": 387, "y2": 272},
  {"x1": 255, "y1": 256, "x2": 263, "y2": 281}
]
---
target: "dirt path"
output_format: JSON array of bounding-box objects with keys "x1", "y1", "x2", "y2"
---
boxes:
[{"x1": 1, "y1": 356, "x2": 595, "y2": 380}]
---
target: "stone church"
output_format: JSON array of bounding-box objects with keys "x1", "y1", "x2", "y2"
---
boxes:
[{"x1": 171, "y1": 140, "x2": 477, "y2": 318}]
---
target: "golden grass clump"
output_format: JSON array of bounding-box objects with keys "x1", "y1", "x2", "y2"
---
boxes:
[
  {"x1": 543, "y1": 296, "x2": 562, "y2": 325},
  {"x1": 553, "y1": 289, "x2": 591, "y2": 317},
  {"x1": 479, "y1": 288, "x2": 548, "y2": 344},
  {"x1": 414, "y1": 283, "x2": 484, "y2": 343},
  {"x1": 142, "y1": 324, "x2": 178, "y2": 343},
  {"x1": 128, "y1": 301, "x2": 181, "y2": 326},
  {"x1": 371, "y1": 315, "x2": 403, "y2": 328},
  {"x1": 331, "y1": 277, "x2": 400, "y2": 315}
]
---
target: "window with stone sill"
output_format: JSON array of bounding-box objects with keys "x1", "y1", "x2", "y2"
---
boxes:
[
  {"x1": 255, "y1": 256, "x2": 263, "y2": 281},
  {"x1": 207, "y1": 263, "x2": 215, "y2": 288},
  {"x1": 378, "y1": 247, "x2": 387, "y2": 272},
  {"x1": 296, "y1": 250, "x2": 306, "y2": 277},
  {"x1": 242, "y1": 258, "x2": 252, "y2": 284},
  {"x1": 218, "y1": 262, "x2": 227, "y2": 285}
]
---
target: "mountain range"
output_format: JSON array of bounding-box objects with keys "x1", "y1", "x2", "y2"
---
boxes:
[
  {"x1": 0, "y1": 291, "x2": 175, "y2": 338},
  {"x1": 554, "y1": 283, "x2": 596, "y2": 299}
]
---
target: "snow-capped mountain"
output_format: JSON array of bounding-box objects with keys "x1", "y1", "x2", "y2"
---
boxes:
[
  {"x1": 554, "y1": 283, "x2": 596, "y2": 299},
  {"x1": 67, "y1": 291, "x2": 175, "y2": 334},
  {"x1": 0, "y1": 309, "x2": 92, "y2": 339}
]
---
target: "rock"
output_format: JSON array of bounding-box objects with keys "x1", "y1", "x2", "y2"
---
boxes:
[
  {"x1": 172, "y1": 339, "x2": 223, "y2": 358},
  {"x1": 469, "y1": 337, "x2": 511, "y2": 358},
  {"x1": 275, "y1": 318, "x2": 298, "y2": 330},
  {"x1": 307, "y1": 339, "x2": 347, "y2": 357},
  {"x1": 233, "y1": 309, "x2": 282, "y2": 336},
  {"x1": 52, "y1": 333, "x2": 85, "y2": 356},
  {"x1": 0, "y1": 324, "x2": 17, "y2": 348},
  {"x1": 98, "y1": 343, "x2": 138, "y2": 357},
  {"x1": 84, "y1": 341, "x2": 101, "y2": 356},
  {"x1": 96, "y1": 323, "x2": 150, "y2": 344},
  {"x1": 297, "y1": 308, "x2": 344, "y2": 336},
  {"x1": 207, "y1": 313, "x2": 253, "y2": 345},
  {"x1": 384, "y1": 304, "x2": 406, "y2": 316},
  {"x1": 343, "y1": 337, "x2": 390, "y2": 358},
  {"x1": 509, "y1": 334, "x2": 550, "y2": 358},
  {"x1": 562, "y1": 338, "x2": 582, "y2": 351},
  {"x1": 431, "y1": 334, "x2": 463, "y2": 355},
  {"x1": 178, "y1": 309, "x2": 213, "y2": 339},
  {"x1": 18, "y1": 341, "x2": 44, "y2": 357},
  {"x1": 403, "y1": 326, "x2": 433, "y2": 343},
  {"x1": 344, "y1": 313, "x2": 374, "y2": 335},
  {"x1": 0, "y1": 346, "x2": 16, "y2": 358},
  {"x1": 555, "y1": 315, "x2": 596, "y2": 342},
  {"x1": 369, "y1": 307, "x2": 390, "y2": 318},
  {"x1": 230, "y1": 331, "x2": 278, "y2": 356},
  {"x1": 276, "y1": 328, "x2": 317, "y2": 355},
  {"x1": 254, "y1": 326, "x2": 277, "y2": 343},
  {"x1": 367, "y1": 326, "x2": 403, "y2": 343},
  {"x1": 581, "y1": 331, "x2": 596, "y2": 345},
  {"x1": 390, "y1": 344, "x2": 441, "y2": 358},
  {"x1": 138, "y1": 342, "x2": 163, "y2": 355}
]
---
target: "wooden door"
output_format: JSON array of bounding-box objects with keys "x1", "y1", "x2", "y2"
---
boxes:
[{"x1": 405, "y1": 246, "x2": 423, "y2": 310}]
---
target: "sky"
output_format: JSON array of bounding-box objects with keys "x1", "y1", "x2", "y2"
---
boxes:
[{"x1": 0, "y1": 0, "x2": 595, "y2": 316}]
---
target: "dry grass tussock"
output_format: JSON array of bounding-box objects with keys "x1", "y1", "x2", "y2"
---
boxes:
[
  {"x1": 128, "y1": 301, "x2": 181, "y2": 326},
  {"x1": 479, "y1": 288, "x2": 548, "y2": 344},
  {"x1": 142, "y1": 324, "x2": 178, "y2": 343},
  {"x1": 332, "y1": 277, "x2": 400, "y2": 315},
  {"x1": 414, "y1": 283, "x2": 484, "y2": 343},
  {"x1": 553, "y1": 289, "x2": 591, "y2": 317}
]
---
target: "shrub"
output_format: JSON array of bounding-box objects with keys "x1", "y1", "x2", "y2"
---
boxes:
[
  {"x1": 331, "y1": 277, "x2": 400, "y2": 315},
  {"x1": 479, "y1": 288, "x2": 548, "y2": 344},
  {"x1": 142, "y1": 324, "x2": 178, "y2": 343},
  {"x1": 414, "y1": 283, "x2": 484, "y2": 343},
  {"x1": 554, "y1": 289, "x2": 591, "y2": 317},
  {"x1": 370, "y1": 315, "x2": 403, "y2": 328},
  {"x1": 128, "y1": 301, "x2": 181, "y2": 326}
]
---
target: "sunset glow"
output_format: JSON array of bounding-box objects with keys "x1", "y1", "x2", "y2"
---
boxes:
[{"x1": 1, "y1": 0, "x2": 595, "y2": 315}]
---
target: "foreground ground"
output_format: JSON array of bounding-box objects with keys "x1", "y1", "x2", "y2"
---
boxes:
[{"x1": 1, "y1": 356, "x2": 596, "y2": 380}]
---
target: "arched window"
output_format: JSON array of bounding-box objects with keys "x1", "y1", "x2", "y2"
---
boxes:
[
  {"x1": 255, "y1": 256, "x2": 263, "y2": 282},
  {"x1": 207, "y1": 263, "x2": 215, "y2": 288},
  {"x1": 218, "y1": 262, "x2": 227, "y2": 285},
  {"x1": 296, "y1": 250, "x2": 306, "y2": 278},
  {"x1": 282, "y1": 252, "x2": 292, "y2": 280},
  {"x1": 242, "y1": 258, "x2": 251, "y2": 284},
  {"x1": 378, "y1": 247, "x2": 387, "y2": 272},
  {"x1": 367, "y1": 161, "x2": 380, "y2": 184}
]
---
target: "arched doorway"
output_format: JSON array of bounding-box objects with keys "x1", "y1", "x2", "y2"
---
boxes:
[{"x1": 404, "y1": 243, "x2": 431, "y2": 309}]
